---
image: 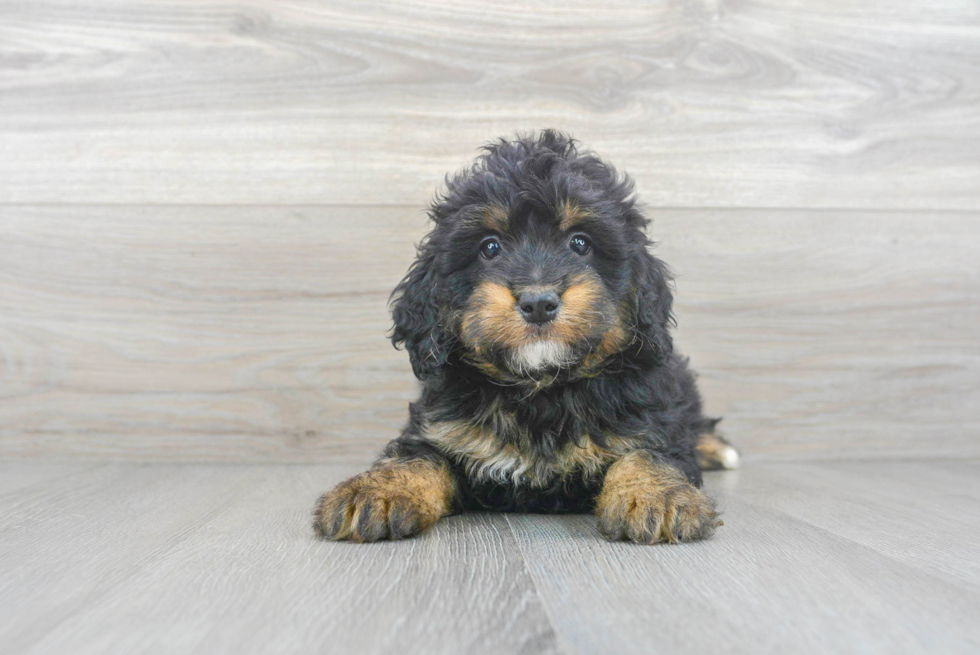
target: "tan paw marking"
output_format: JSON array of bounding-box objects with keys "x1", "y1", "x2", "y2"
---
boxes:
[
  {"x1": 596, "y1": 451, "x2": 721, "y2": 544},
  {"x1": 313, "y1": 459, "x2": 454, "y2": 542}
]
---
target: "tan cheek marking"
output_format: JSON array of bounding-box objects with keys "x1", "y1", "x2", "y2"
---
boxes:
[
  {"x1": 580, "y1": 322, "x2": 628, "y2": 371},
  {"x1": 461, "y1": 281, "x2": 527, "y2": 351},
  {"x1": 553, "y1": 277, "x2": 607, "y2": 343},
  {"x1": 599, "y1": 323, "x2": 627, "y2": 353},
  {"x1": 561, "y1": 279, "x2": 603, "y2": 312},
  {"x1": 578, "y1": 293, "x2": 631, "y2": 373}
]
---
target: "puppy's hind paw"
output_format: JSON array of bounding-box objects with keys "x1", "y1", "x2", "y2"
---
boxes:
[{"x1": 695, "y1": 432, "x2": 741, "y2": 471}]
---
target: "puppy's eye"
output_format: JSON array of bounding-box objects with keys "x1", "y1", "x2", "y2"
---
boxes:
[
  {"x1": 480, "y1": 237, "x2": 502, "y2": 260},
  {"x1": 569, "y1": 234, "x2": 591, "y2": 256}
]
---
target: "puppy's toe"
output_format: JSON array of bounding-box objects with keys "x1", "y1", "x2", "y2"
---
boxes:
[
  {"x1": 387, "y1": 496, "x2": 424, "y2": 540},
  {"x1": 596, "y1": 507, "x2": 628, "y2": 542},
  {"x1": 313, "y1": 481, "x2": 358, "y2": 540},
  {"x1": 660, "y1": 484, "x2": 720, "y2": 543}
]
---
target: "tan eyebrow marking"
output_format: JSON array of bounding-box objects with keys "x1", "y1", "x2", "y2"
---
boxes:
[
  {"x1": 481, "y1": 204, "x2": 510, "y2": 231},
  {"x1": 559, "y1": 200, "x2": 591, "y2": 231}
]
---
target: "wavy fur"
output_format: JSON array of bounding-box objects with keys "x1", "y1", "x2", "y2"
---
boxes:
[{"x1": 315, "y1": 131, "x2": 734, "y2": 544}]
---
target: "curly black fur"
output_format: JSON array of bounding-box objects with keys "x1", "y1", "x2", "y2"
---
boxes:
[{"x1": 314, "y1": 131, "x2": 732, "y2": 543}]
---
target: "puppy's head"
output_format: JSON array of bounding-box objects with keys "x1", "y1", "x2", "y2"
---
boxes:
[{"x1": 391, "y1": 131, "x2": 673, "y2": 382}]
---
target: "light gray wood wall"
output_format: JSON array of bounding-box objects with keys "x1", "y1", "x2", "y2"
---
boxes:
[
  {"x1": 1, "y1": 1, "x2": 978, "y2": 462},
  {"x1": 3, "y1": 0, "x2": 980, "y2": 208}
]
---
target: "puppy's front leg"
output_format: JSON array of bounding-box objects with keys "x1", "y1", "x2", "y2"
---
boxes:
[
  {"x1": 313, "y1": 456, "x2": 456, "y2": 542},
  {"x1": 595, "y1": 451, "x2": 721, "y2": 544}
]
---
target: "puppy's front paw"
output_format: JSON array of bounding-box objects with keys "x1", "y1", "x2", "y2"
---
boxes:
[
  {"x1": 313, "y1": 459, "x2": 454, "y2": 542},
  {"x1": 595, "y1": 452, "x2": 720, "y2": 544}
]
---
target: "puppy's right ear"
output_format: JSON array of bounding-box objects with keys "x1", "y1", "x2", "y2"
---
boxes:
[{"x1": 390, "y1": 241, "x2": 449, "y2": 380}]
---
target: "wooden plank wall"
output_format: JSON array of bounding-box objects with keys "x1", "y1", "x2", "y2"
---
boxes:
[{"x1": 1, "y1": 0, "x2": 978, "y2": 462}]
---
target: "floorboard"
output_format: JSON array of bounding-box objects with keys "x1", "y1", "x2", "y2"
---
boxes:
[
  {"x1": 0, "y1": 464, "x2": 272, "y2": 653},
  {"x1": 4, "y1": 463, "x2": 557, "y2": 655},
  {"x1": 508, "y1": 467, "x2": 980, "y2": 655},
  {"x1": 729, "y1": 460, "x2": 980, "y2": 590},
  {"x1": 2, "y1": 460, "x2": 979, "y2": 654}
]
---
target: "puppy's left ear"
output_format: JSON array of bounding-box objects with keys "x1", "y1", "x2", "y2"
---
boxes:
[
  {"x1": 390, "y1": 242, "x2": 450, "y2": 380},
  {"x1": 630, "y1": 244, "x2": 675, "y2": 366}
]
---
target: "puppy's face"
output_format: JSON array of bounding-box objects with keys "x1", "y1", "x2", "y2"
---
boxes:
[
  {"x1": 451, "y1": 202, "x2": 628, "y2": 378},
  {"x1": 390, "y1": 132, "x2": 674, "y2": 382}
]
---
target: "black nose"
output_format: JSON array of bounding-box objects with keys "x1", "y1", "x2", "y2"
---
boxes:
[{"x1": 517, "y1": 290, "x2": 560, "y2": 325}]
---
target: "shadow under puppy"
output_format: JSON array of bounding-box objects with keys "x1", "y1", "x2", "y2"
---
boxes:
[{"x1": 313, "y1": 131, "x2": 739, "y2": 545}]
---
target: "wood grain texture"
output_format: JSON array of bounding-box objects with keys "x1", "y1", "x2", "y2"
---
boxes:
[
  {"x1": 1, "y1": 0, "x2": 979, "y2": 207},
  {"x1": 658, "y1": 211, "x2": 980, "y2": 460},
  {"x1": 729, "y1": 460, "x2": 980, "y2": 590},
  {"x1": 0, "y1": 464, "x2": 274, "y2": 653},
  {"x1": 2, "y1": 206, "x2": 978, "y2": 461},
  {"x1": 509, "y1": 467, "x2": 980, "y2": 655},
  {"x1": 2, "y1": 460, "x2": 979, "y2": 654},
  {"x1": 1, "y1": 463, "x2": 558, "y2": 655}
]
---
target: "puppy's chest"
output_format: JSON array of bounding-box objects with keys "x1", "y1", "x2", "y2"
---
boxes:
[{"x1": 426, "y1": 410, "x2": 627, "y2": 487}]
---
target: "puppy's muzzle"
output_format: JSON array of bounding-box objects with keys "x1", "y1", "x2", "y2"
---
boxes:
[{"x1": 517, "y1": 289, "x2": 560, "y2": 325}]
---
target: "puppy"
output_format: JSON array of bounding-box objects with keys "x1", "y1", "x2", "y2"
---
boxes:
[{"x1": 313, "y1": 131, "x2": 739, "y2": 544}]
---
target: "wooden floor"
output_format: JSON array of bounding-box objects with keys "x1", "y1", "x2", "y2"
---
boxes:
[{"x1": 2, "y1": 458, "x2": 979, "y2": 654}]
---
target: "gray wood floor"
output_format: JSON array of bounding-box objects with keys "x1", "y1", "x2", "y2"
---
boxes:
[{"x1": 2, "y1": 458, "x2": 979, "y2": 655}]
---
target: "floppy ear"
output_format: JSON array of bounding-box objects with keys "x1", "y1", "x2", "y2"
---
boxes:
[
  {"x1": 390, "y1": 243, "x2": 450, "y2": 380},
  {"x1": 630, "y1": 245, "x2": 675, "y2": 366}
]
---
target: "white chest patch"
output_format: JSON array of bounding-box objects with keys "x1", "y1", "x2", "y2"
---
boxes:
[{"x1": 426, "y1": 419, "x2": 627, "y2": 488}]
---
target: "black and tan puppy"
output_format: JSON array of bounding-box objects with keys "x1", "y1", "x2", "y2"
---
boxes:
[{"x1": 313, "y1": 131, "x2": 739, "y2": 544}]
